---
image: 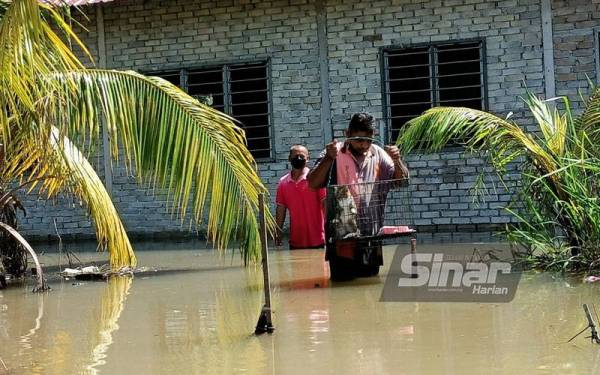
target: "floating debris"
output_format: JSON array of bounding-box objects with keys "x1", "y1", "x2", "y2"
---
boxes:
[
  {"x1": 60, "y1": 265, "x2": 134, "y2": 281},
  {"x1": 584, "y1": 276, "x2": 600, "y2": 283}
]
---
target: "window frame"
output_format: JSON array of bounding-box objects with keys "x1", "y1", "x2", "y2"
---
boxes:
[
  {"x1": 380, "y1": 38, "x2": 488, "y2": 146},
  {"x1": 595, "y1": 27, "x2": 600, "y2": 86},
  {"x1": 144, "y1": 58, "x2": 274, "y2": 161}
]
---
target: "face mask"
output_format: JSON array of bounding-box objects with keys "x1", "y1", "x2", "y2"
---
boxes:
[{"x1": 290, "y1": 155, "x2": 306, "y2": 169}]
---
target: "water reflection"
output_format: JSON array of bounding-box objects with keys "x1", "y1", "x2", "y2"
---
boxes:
[
  {"x1": 18, "y1": 294, "x2": 45, "y2": 354},
  {"x1": 85, "y1": 276, "x2": 132, "y2": 375},
  {"x1": 3, "y1": 244, "x2": 600, "y2": 374},
  {"x1": 153, "y1": 266, "x2": 270, "y2": 374}
]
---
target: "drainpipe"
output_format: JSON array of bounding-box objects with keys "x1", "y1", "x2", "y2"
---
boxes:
[
  {"x1": 541, "y1": 0, "x2": 556, "y2": 99},
  {"x1": 96, "y1": 4, "x2": 113, "y2": 195},
  {"x1": 316, "y1": 0, "x2": 332, "y2": 146}
]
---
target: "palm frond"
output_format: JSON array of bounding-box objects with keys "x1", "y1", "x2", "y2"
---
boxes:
[
  {"x1": 396, "y1": 106, "x2": 557, "y2": 177},
  {"x1": 49, "y1": 70, "x2": 273, "y2": 263},
  {"x1": 576, "y1": 87, "x2": 600, "y2": 147},
  {"x1": 1, "y1": 0, "x2": 272, "y2": 267},
  {"x1": 2, "y1": 126, "x2": 137, "y2": 269},
  {"x1": 522, "y1": 92, "x2": 568, "y2": 157}
]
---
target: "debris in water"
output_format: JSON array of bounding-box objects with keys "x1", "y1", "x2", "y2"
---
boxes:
[
  {"x1": 584, "y1": 276, "x2": 600, "y2": 283},
  {"x1": 60, "y1": 265, "x2": 134, "y2": 281}
]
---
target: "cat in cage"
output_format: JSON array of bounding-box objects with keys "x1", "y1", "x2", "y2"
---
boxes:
[{"x1": 331, "y1": 185, "x2": 361, "y2": 239}]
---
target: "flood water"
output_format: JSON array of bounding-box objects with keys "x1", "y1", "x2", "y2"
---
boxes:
[{"x1": 1, "y1": 239, "x2": 600, "y2": 374}]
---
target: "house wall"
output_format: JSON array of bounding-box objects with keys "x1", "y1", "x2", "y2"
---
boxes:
[{"x1": 17, "y1": 0, "x2": 598, "y2": 241}]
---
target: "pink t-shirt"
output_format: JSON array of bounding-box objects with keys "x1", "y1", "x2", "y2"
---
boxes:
[{"x1": 276, "y1": 168, "x2": 326, "y2": 248}]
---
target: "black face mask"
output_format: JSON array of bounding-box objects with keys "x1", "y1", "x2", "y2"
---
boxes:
[{"x1": 290, "y1": 155, "x2": 306, "y2": 170}]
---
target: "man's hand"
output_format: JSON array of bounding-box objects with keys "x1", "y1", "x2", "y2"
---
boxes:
[
  {"x1": 385, "y1": 145, "x2": 409, "y2": 180},
  {"x1": 384, "y1": 145, "x2": 401, "y2": 162},
  {"x1": 326, "y1": 139, "x2": 339, "y2": 160}
]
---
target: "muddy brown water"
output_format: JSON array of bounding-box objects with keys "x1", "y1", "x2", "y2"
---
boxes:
[{"x1": 1, "y1": 240, "x2": 600, "y2": 374}]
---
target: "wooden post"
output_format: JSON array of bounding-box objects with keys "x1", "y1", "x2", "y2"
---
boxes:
[
  {"x1": 255, "y1": 193, "x2": 274, "y2": 334},
  {"x1": 410, "y1": 238, "x2": 417, "y2": 279}
]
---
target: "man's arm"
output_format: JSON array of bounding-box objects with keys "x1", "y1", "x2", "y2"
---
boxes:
[
  {"x1": 393, "y1": 158, "x2": 409, "y2": 180},
  {"x1": 307, "y1": 140, "x2": 339, "y2": 189},
  {"x1": 384, "y1": 145, "x2": 409, "y2": 180},
  {"x1": 307, "y1": 157, "x2": 334, "y2": 189},
  {"x1": 275, "y1": 204, "x2": 286, "y2": 247}
]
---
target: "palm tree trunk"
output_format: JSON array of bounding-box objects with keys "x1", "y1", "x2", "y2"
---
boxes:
[{"x1": 0, "y1": 222, "x2": 48, "y2": 292}]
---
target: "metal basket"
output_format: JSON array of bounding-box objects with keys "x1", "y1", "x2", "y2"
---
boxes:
[{"x1": 325, "y1": 178, "x2": 415, "y2": 243}]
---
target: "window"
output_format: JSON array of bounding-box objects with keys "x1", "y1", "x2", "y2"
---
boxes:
[
  {"x1": 382, "y1": 41, "x2": 486, "y2": 142},
  {"x1": 153, "y1": 61, "x2": 272, "y2": 159}
]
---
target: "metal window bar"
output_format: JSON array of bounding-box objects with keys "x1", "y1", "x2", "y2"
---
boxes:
[
  {"x1": 180, "y1": 70, "x2": 188, "y2": 92},
  {"x1": 188, "y1": 67, "x2": 223, "y2": 75},
  {"x1": 383, "y1": 41, "x2": 484, "y2": 142},
  {"x1": 326, "y1": 178, "x2": 414, "y2": 243},
  {"x1": 437, "y1": 71, "x2": 482, "y2": 79},
  {"x1": 384, "y1": 49, "x2": 431, "y2": 58},
  {"x1": 384, "y1": 75, "x2": 433, "y2": 82},
  {"x1": 387, "y1": 62, "x2": 433, "y2": 70},
  {"x1": 389, "y1": 100, "x2": 438, "y2": 107},
  {"x1": 241, "y1": 124, "x2": 270, "y2": 130},
  {"x1": 388, "y1": 87, "x2": 435, "y2": 94},
  {"x1": 431, "y1": 45, "x2": 439, "y2": 106},
  {"x1": 223, "y1": 65, "x2": 231, "y2": 114},
  {"x1": 389, "y1": 114, "x2": 422, "y2": 120},
  {"x1": 436, "y1": 59, "x2": 482, "y2": 66},
  {"x1": 154, "y1": 62, "x2": 272, "y2": 156},
  {"x1": 187, "y1": 82, "x2": 224, "y2": 88},
  {"x1": 228, "y1": 76, "x2": 269, "y2": 84},
  {"x1": 436, "y1": 45, "x2": 481, "y2": 53},
  {"x1": 230, "y1": 88, "x2": 270, "y2": 95},
  {"x1": 233, "y1": 113, "x2": 270, "y2": 119},
  {"x1": 246, "y1": 135, "x2": 272, "y2": 141},
  {"x1": 438, "y1": 97, "x2": 483, "y2": 104},
  {"x1": 231, "y1": 100, "x2": 270, "y2": 107},
  {"x1": 228, "y1": 63, "x2": 272, "y2": 157},
  {"x1": 438, "y1": 84, "x2": 483, "y2": 91},
  {"x1": 229, "y1": 63, "x2": 268, "y2": 71}
]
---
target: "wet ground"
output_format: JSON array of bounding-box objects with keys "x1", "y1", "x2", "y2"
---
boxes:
[{"x1": 1, "y1": 239, "x2": 600, "y2": 374}]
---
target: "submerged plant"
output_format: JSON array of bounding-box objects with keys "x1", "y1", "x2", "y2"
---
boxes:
[{"x1": 396, "y1": 90, "x2": 600, "y2": 273}]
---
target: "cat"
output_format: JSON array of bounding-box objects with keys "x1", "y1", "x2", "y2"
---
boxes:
[{"x1": 331, "y1": 185, "x2": 361, "y2": 240}]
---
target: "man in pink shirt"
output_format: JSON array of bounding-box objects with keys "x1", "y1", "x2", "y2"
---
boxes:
[
  {"x1": 308, "y1": 112, "x2": 409, "y2": 280},
  {"x1": 275, "y1": 145, "x2": 326, "y2": 249}
]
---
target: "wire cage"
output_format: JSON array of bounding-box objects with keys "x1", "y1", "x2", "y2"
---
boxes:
[{"x1": 325, "y1": 178, "x2": 415, "y2": 244}]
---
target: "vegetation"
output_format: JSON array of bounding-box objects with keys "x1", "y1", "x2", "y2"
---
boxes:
[
  {"x1": 0, "y1": 0, "x2": 273, "y2": 281},
  {"x1": 396, "y1": 91, "x2": 600, "y2": 273}
]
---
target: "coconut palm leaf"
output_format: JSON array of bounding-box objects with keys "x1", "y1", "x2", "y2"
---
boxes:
[
  {"x1": 396, "y1": 106, "x2": 558, "y2": 179},
  {"x1": 1, "y1": 126, "x2": 137, "y2": 268},
  {"x1": 50, "y1": 70, "x2": 271, "y2": 263},
  {"x1": 396, "y1": 90, "x2": 600, "y2": 272},
  {"x1": 523, "y1": 92, "x2": 569, "y2": 157},
  {"x1": 576, "y1": 87, "x2": 600, "y2": 152},
  {"x1": 0, "y1": 0, "x2": 273, "y2": 267}
]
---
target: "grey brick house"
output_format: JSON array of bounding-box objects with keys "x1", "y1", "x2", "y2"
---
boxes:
[{"x1": 19, "y1": 0, "x2": 600, "y2": 241}]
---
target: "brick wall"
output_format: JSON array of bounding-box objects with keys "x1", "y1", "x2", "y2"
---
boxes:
[
  {"x1": 552, "y1": 0, "x2": 600, "y2": 112},
  {"x1": 16, "y1": 0, "x2": 593, "y2": 241}
]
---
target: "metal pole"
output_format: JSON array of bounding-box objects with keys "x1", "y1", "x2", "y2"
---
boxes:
[{"x1": 255, "y1": 193, "x2": 274, "y2": 334}]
